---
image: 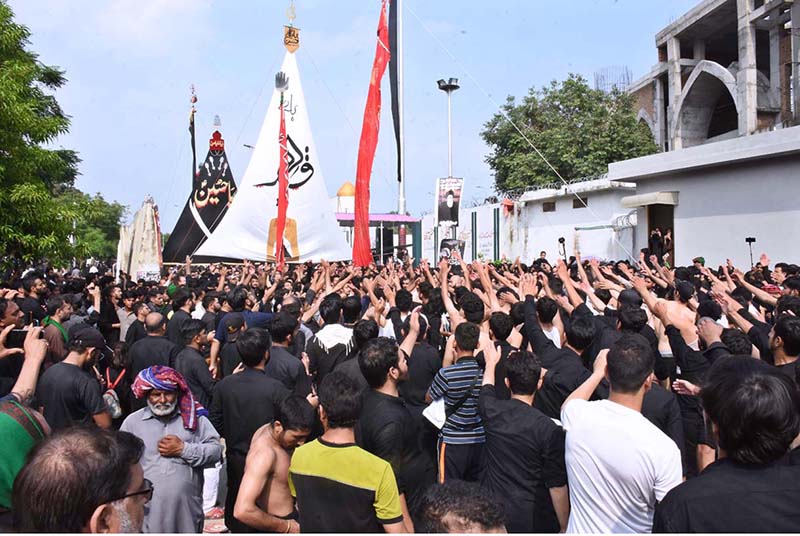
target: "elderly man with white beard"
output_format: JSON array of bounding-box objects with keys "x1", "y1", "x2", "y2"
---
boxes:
[{"x1": 121, "y1": 365, "x2": 223, "y2": 533}]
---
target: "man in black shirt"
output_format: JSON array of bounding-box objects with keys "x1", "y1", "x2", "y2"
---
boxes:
[
  {"x1": 201, "y1": 293, "x2": 221, "y2": 334},
  {"x1": 335, "y1": 319, "x2": 379, "y2": 392},
  {"x1": 478, "y1": 340, "x2": 568, "y2": 533},
  {"x1": 37, "y1": 324, "x2": 112, "y2": 430},
  {"x1": 487, "y1": 312, "x2": 516, "y2": 400},
  {"x1": 210, "y1": 328, "x2": 290, "y2": 533},
  {"x1": 18, "y1": 275, "x2": 47, "y2": 325},
  {"x1": 767, "y1": 315, "x2": 800, "y2": 378},
  {"x1": 266, "y1": 313, "x2": 311, "y2": 396},
  {"x1": 306, "y1": 295, "x2": 355, "y2": 387},
  {"x1": 220, "y1": 312, "x2": 245, "y2": 378},
  {"x1": 125, "y1": 301, "x2": 148, "y2": 347},
  {"x1": 397, "y1": 315, "x2": 440, "y2": 414},
  {"x1": 174, "y1": 319, "x2": 215, "y2": 409},
  {"x1": 128, "y1": 313, "x2": 181, "y2": 408},
  {"x1": 165, "y1": 288, "x2": 194, "y2": 346},
  {"x1": 356, "y1": 335, "x2": 436, "y2": 529},
  {"x1": 98, "y1": 285, "x2": 121, "y2": 347},
  {"x1": 654, "y1": 357, "x2": 800, "y2": 533},
  {"x1": 522, "y1": 294, "x2": 606, "y2": 419}
]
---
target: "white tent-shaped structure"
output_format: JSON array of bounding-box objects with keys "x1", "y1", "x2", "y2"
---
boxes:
[{"x1": 195, "y1": 51, "x2": 350, "y2": 262}]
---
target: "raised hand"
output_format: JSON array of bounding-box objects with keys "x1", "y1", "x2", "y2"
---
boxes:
[
  {"x1": 697, "y1": 317, "x2": 723, "y2": 346},
  {"x1": 520, "y1": 273, "x2": 538, "y2": 298},
  {"x1": 630, "y1": 276, "x2": 648, "y2": 293},
  {"x1": 554, "y1": 260, "x2": 569, "y2": 281},
  {"x1": 672, "y1": 379, "x2": 701, "y2": 397}
]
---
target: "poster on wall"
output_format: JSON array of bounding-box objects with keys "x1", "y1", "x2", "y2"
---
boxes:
[
  {"x1": 435, "y1": 177, "x2": 464, "y2": 227},
  {"x1": 439, "y1": 238, "x2": 466, "y2": 263}
]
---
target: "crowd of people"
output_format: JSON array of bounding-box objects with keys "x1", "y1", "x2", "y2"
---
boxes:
[{"x1": 1, "y1": 248, "x2": 800, "y2": 533}]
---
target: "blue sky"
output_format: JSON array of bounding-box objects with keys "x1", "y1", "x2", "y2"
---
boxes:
[{"x1": 10, "y1": 0, "x2": 699, "y2": 231}]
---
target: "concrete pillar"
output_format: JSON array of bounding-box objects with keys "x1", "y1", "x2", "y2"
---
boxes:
[
  {"x1": 693, "y1": 39, "x2": 706, "y2": 60},
  {"x1": 793, "y1": 2, "x2": 800, "y2": 121},
  {"x1": 667, "y1": 37, "x2": 684, "y2": 149},
  {"x1": 769, "y1": 25, "x2": 781, "y2": 121},
  {"x1": 736, "y1": 0, "x2": 758, "y2": 135},
  {"x1": 653, "y1": 77, "x2": 666, "y2": 150}
]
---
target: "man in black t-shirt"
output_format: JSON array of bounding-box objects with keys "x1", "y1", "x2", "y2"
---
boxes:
[
  {"x1": 266, "y1": 313, "x2": 312, "y2": 396},
  {"x1": 654, "y1": 357, "x2": 800, "y2": 533},
  {"x1": 165, "y1": 288, "x2": 194, "y2": 347},
  {"x1": 356, "y1": 336, "x2": 436, "y2": 528},
  {"x1": 37, "y1": 324, "x2": 112, "y2": 430},
  {"x1": 18, "y1": 275, "x2": 47, "y2": 325},
  {"x1": 125, "y1": 301, "x2": 149, "y2": 347},
  {"x1": 220, "y1": 312, "x2": 245, "y2": 378},
  {"x1": 478, "y1": 341, "x2": 569, "y2": 533},
  {"x1": 209, "y1": 327, "x2": 289, "y2": 533},
  {"x1": 201, "y1": 293, "x2": 221, "y2": 334}
]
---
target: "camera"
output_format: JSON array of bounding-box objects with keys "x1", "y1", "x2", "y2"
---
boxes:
[
  {"x1": 745, "y1": 237, "x2": 756, "y2": 244},
  {"x1": 558, "y1": 237, "x2": 565, "y2": 244}
]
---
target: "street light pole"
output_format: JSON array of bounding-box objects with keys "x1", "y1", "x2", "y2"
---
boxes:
[{"x1": 437, "y1": 77, "x2": 459, "y2": 239}]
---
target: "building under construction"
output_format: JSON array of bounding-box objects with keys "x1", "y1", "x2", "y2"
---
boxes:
[{"x1": 629, "y1": 0, "x2": 799, "y2": 151}]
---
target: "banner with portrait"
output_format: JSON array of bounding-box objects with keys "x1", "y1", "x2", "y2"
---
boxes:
[{"x1": 435, "y1": 177, "x2": 464, "y2": 227}]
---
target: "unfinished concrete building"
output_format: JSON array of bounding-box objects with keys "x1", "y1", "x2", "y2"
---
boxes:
[
  {"x1": 630, "y1": 0, "x2": 800, "y2": 151},
  {"x1": 608, "y1": 0, "x2": 800, "y2": 268}
]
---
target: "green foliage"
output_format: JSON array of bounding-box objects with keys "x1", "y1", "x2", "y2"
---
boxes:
[
  {"x1": 0, "y1": 2, "x2": 127, "y2": 269},
  {"x1": 58, "y1": 189, "x2": 129, "y2": 259},
  {"x1": 481, "y1": 74, "x2": 658, "y2": 194}
]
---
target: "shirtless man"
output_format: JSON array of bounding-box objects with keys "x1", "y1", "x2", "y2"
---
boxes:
[{"x1": 233, "y1": 396, "x2": 315, "y2": 533}]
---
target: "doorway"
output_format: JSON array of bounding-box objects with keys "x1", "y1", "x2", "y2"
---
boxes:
[{"x1": 647, "y1": 204, "x2": 674, "y2": 266}]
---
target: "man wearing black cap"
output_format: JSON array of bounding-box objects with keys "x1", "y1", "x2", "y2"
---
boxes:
[{"x1": 37, "y1": 324, "x2": 112, "y2": 430}]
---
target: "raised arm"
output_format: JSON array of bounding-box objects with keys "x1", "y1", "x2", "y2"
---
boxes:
[
  {"x1": 555, "y1": 261, "x2": 583, "y2": 310},
  {"x1": 563, "y1": 349, "x2": 607, "y2": 407},
  {"x1": 438, "y1": 259, "x2": 464, "y2": 328},
  {"x1": 731, "y1": 270, "x2": 778, "y2": 307}
]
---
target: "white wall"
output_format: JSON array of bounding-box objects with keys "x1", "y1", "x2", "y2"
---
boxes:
[
  {"x1": 420, "y1": 188, "x2": 635, "y2": 264},
  {"x1": 631, "y1": 154, "x2": 800, "y2": 268}
]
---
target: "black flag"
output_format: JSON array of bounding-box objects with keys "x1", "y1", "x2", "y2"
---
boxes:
[
  {"x1": 189, "y1": 108, "x2": 197, "y2": 183},
  {"x1": 388, "y1": 0, "x2": 401, "y2": 183}
]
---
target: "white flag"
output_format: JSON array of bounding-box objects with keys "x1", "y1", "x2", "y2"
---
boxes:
[{"x1": 195, "y1": 52, "x2": 350, "y2": 262}]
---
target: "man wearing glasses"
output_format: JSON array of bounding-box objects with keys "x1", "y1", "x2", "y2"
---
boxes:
[
  {"x1": 12, "y1": 426, "x2": 151, "y2": 533},
  {"x1": 122, "y1": 365, "x2": 223, "y2": 533}
]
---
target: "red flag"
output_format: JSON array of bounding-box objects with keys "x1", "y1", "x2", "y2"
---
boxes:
[
  {"x1": 352, "y1": 0, "x2": 390, "y2": 266},
  {"x1": 274, "y1": 92, "x2": 289, "y2": 269}
]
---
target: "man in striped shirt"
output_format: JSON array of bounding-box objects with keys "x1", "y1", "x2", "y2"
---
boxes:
[{"x1": 426, "y1": 322, "x2": 485, "y2": 483}]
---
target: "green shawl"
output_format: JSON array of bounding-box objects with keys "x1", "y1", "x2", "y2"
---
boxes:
[{"x1": 0, "y1": 400, "x2": 46, "y2": 509}]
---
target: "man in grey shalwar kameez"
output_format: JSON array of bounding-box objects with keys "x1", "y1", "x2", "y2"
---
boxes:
[{"x1": 122, "y1": 365, "x2": 223, "y2": 533}]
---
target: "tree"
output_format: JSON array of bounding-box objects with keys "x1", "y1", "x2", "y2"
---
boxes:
[
  {"x1": 58, "y1": 189, "x2": 128, "y2": 260},
  {"x1": 481, "y1": 74, "x2": 658, "y2": 194},
  {"x1": 0, "y1": 1, "x2": 81, "y2": 268}
]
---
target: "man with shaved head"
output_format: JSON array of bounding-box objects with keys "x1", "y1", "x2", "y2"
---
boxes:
[{"x1": 128, "y1": 312, "x2": 180, "y2": 410}]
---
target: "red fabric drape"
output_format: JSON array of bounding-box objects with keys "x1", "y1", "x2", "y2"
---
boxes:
[
  {"x1": 274, "y1": 92, "x2": 289, "y2": 269},
  {"x1": 352, "y1": 0, "x2": 390, "y2": 267}
]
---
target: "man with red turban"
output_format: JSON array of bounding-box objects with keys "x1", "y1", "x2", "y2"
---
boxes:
[{"x1": 122, "y1": 365, "x2": 222, "y2": 533}]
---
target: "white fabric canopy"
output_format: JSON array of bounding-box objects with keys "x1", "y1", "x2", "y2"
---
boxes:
[
  {"x1": 195, "y1": 52, "x2": 350, "y2": 262},
  {"x1": 620, "y1": 191, "x2": 679, "y2": 209}
]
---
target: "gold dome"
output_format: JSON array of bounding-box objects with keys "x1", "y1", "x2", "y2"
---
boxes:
[{"x1": 337, "y1": 181, "x2": 356, "y2": 197}]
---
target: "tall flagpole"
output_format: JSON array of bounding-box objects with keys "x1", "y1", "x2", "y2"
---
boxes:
[{"x1": 397, "y1": 0, "x2": 405, "y2": 216}]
